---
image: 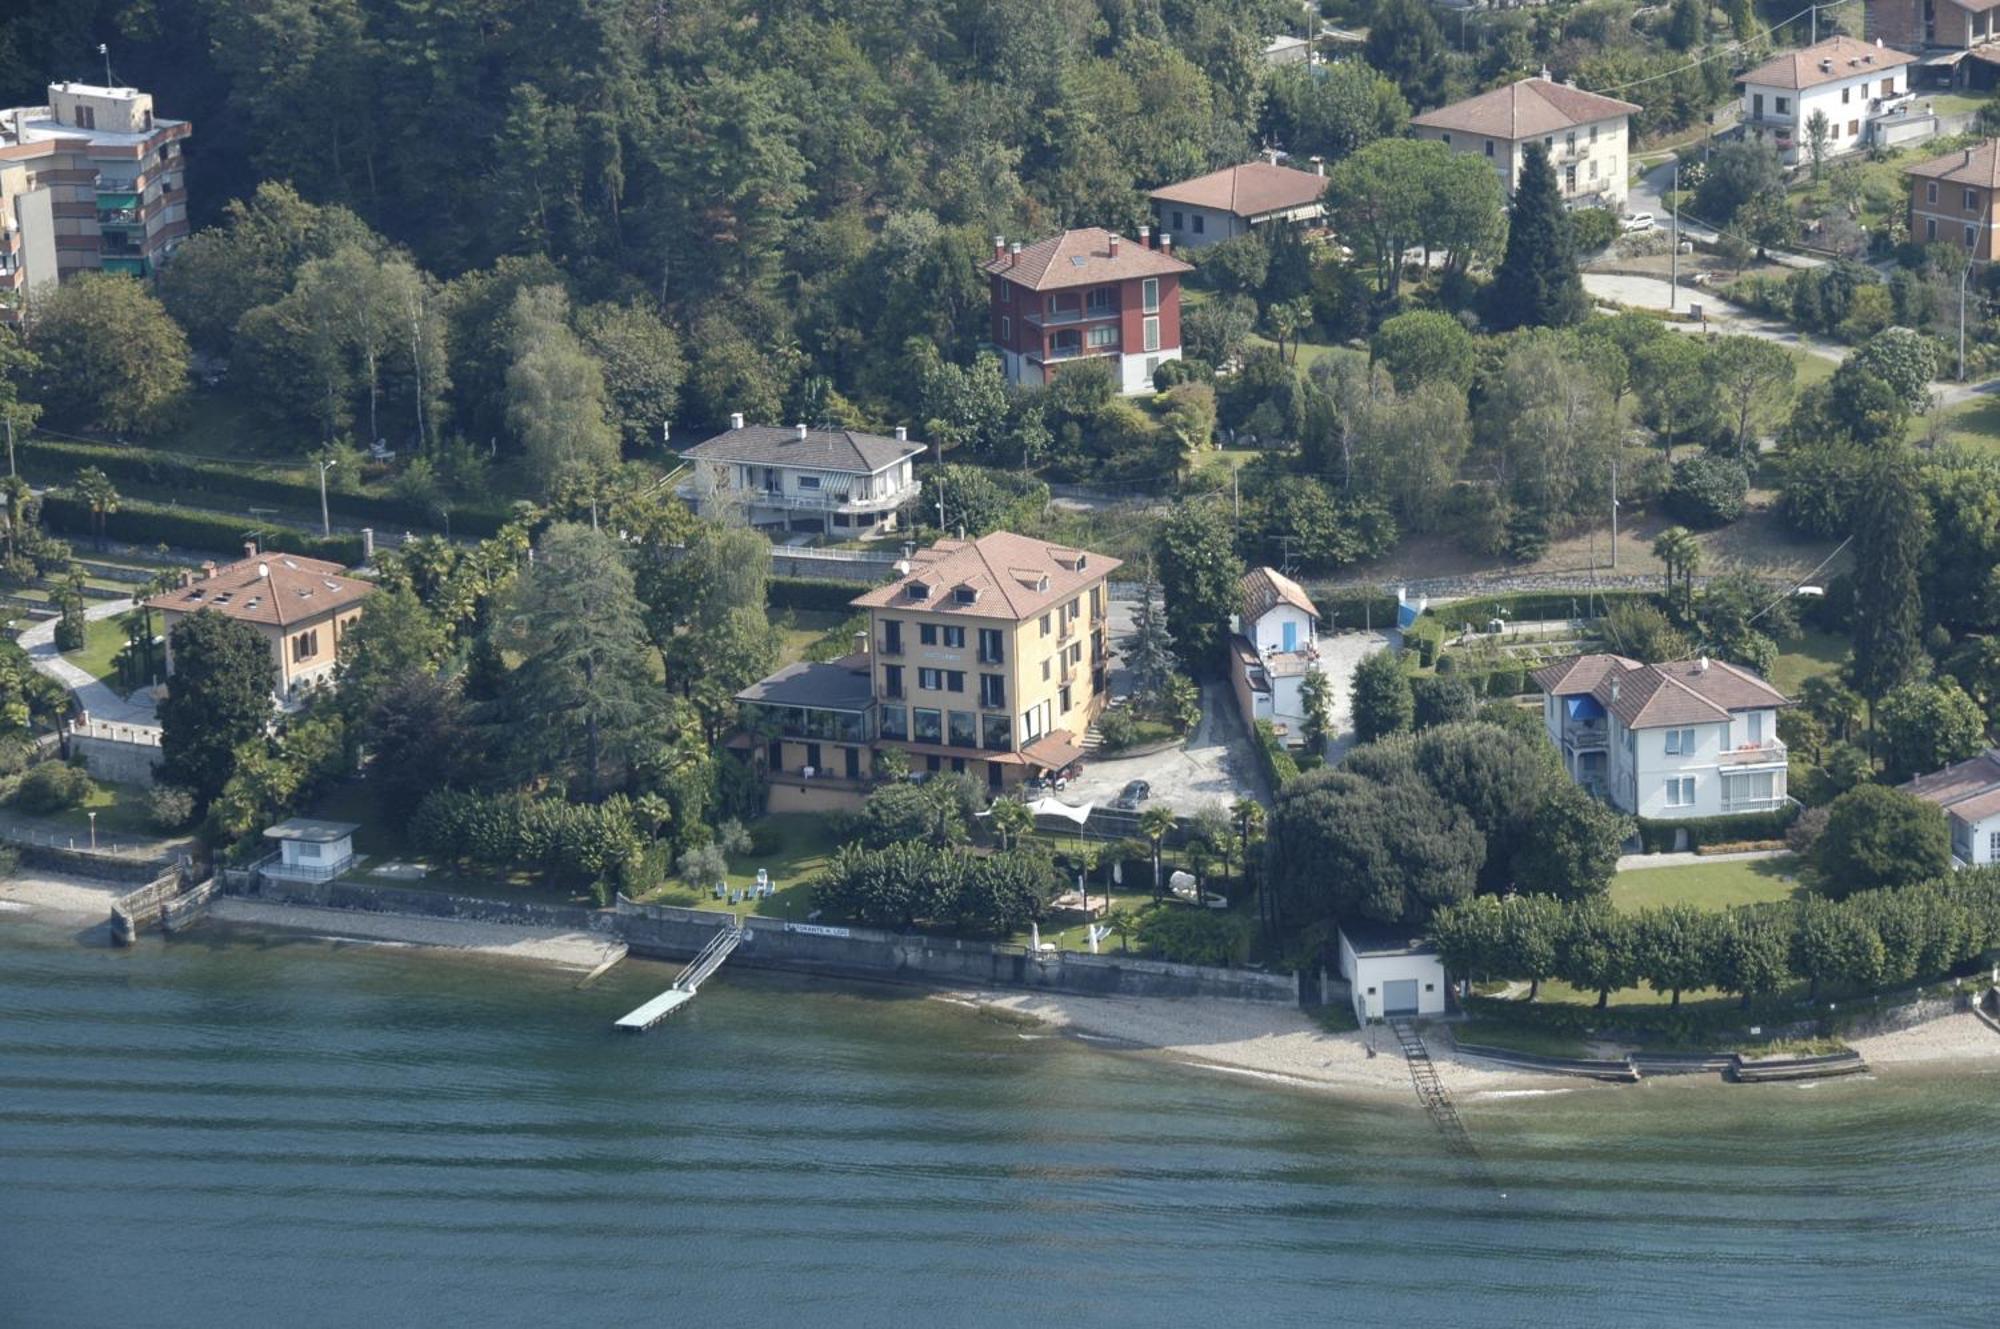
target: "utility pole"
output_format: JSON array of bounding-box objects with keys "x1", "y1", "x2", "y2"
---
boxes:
[
  {"x1": 1960, "y1": 261, "x2": 1972, "y2": 383},
  {"x1": 1670, "y1": 160, "x2": 1680, "y2": 311},
  {"x1": 4, "y1": 416, "x2": 13, "y2": 477},
  {"x1": 316, "y1": 457, "x2": 337, "y2": 537},
  {"x1": 1232, "y1": 467, "x2": 1240, "y2": 529}
]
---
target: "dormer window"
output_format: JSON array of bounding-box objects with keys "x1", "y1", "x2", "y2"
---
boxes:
[
  {"x1": 953, "y1": 585, "x2": 978, "y2": 605},
  {"x1": 907, "y1": 580, "x2": 930, "y2": 602}
]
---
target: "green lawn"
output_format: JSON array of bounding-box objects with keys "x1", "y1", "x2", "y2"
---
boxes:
[
  {"x1": 1788, "y1": 346, "x2": 1836, "y2": 395},
  {"x1": 641, "y1": 812, "x2": 844, "y2": 921},
  {"x1": 2, "y1": 780, "x2": 159, "y2": 846},
  {"x1": 1609, "y1": 855, "x2": 1803, "y2": 913},
  {"x1": 1769, "y1": 626, "x2": 1849, "y2": 697},
  {"x1": 1926, "y1": 90, "x2": 1994, "y2": 118},
  {"x1": 60, "y1": 616, "x2": 129, "y2": 684},
  {"x1": 1931, "y1": 394, "x2": 2000, "y2": 456},
  {"x1": 1453, "y1": 1017, "x2": 1592, "y2": 1059}
]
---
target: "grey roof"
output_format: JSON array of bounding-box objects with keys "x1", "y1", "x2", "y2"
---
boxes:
[
  {"x1": 682, "y1": 424, "x2": 924, "y2": 475},
  {"x1": 735, "y1": 658, "x2": 874, "y2": 712},
  {"x1": 1340, "y1": 922, "x2": 1440, "y2": 959},
  {"x1": 263, "y1": 818, "x2": 360, "y2": 844}
]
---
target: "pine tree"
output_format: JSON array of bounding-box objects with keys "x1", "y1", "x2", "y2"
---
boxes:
[
  {"x1": 1126, "y1": 581, "x2": 1177, "y2": 707},
  {"x1": 1487, "y1": 143, "x2": 1586, "y2": 332},
  {"x1": 1849, "y1": 454, "x2": 1931, "y2": 702}
]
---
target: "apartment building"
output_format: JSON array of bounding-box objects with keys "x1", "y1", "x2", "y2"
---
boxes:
[
  {"x1": 1905, "y1": 138, "x2": 2000, "y2": 257},
  {"x1": 733, "y1": 531, "x2": 1121, "y2": 811},
  {"x1": 984, "y1": 228, "x2": 1191, "y2": 395},
  {"x1": 147, "y1": 547, "x2": 373, "y2": 706},
  {"x1": 1409, "y1": 73, "x2": 1638, "y2": 209},
  {"x1": 0, "y1": 82, "x2": 191, "y2": 303},
  {"x1": 677, "y1": 416, "x2": 925, "y2": 536},
  {"x1": 1531, "y1": 653, "x2": 1791, "y2": 822},
  {"x1": 1739, "y1": 36, "x2": 1920, "y2": 164}
]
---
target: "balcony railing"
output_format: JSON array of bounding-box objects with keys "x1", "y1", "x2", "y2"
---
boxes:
[
  {"x1": 879, "y1": 639, "x2": 903, "y2": 657},
  {"x1": 1721, "y1": 795, "x2": 1788, "y2": 813},
  {"x1": 677, "y1": 480, "x2": 917, "y2": 514},
  {"x1": 1719, "y1": 740, "x2": 1787, "y2": 767},
  {"x1": 1562, "y1": 722, "x2": 1608, "y2": 750},
  {"x1": 260, "y1": 853, "x2": 356, "y2": 883},
  {"x1": 1024, "y1": 305, "x2": 1119, "y2": 328}
]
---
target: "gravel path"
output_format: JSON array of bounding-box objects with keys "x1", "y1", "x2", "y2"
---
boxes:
[
  {"x1": 17, "y1": 595, "x2": 156, "y2": 725},
  {"x1": 208, "y1": 898, "x2": 626, "y2": 970}
]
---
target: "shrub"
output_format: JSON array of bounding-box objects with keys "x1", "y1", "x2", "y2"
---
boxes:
[
  {"x1": 1666, "y1": 455, "x2": 1749, "y2": 529},
  {"x1": 11, "y1": 760, "x2": 96, "y2": 814},
  {"x1": 1567, "y1": 206, "x2": 1620, "y2": 254},
  {"x1": 39, "y1": 494, "x2": 365, "y2": 563},
  {"x1": 1813, "y1": 783, "x2": 1951, "y2": 898},
  {"x1": 1634, "y1": 807, "x2": 1797, "y2": 853},
  {"x1": 145, "y1": 784, "x2": 197, "y2": 832},
  {"x1": 1251, "y1": 718, "x2": 1299, "y2": 789},
  {"x1": 1133, "y1": 906, "x2": 1253, "y2": 966},
  {"x1": 766, "y1": 576, "x2": 861, "y2": 614}
]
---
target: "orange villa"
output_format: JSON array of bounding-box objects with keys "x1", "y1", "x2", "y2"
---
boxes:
[
  {"x1": 146, "y1": 548, "x2": 374, "y2": 706},
  {"x1": 1905, "y1": 138, "x2": 2000, "y2": 259}
]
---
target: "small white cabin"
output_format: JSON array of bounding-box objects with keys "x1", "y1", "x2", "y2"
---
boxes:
[
  {"x1": 1338, "y1": 923, "x2": 1448, "y2": 1024},
  {"x1": 262, "y1": 817, "x2": 359, "y2": 882}
]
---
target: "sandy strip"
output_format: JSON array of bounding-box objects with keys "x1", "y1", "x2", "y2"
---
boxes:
[
  {"x1": 0, "y1": 872, "x2": 127, "y2": 922},
  {"x1": 1848, "y1": 1011, "x2": 2000, "y2": 1069},
  {"x1": 207, "y1": 898, "x2": 625, "y2": 971},
  {"x1": 941, "y1": 989, "x2": 1569, "y2": 1100}
]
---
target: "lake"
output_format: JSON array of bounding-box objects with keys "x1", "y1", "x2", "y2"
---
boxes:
[{"x1": 3, "y1": 919, "x2": 1998, "y2": 1326}]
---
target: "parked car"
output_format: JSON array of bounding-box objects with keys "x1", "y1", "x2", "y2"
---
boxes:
[
  {"x1": 1112, "y1": 779, "x2": 1151, "y2": 810},
  {"x1": 1620, "y1": 211, "x2": 1655, "y2": 234}
]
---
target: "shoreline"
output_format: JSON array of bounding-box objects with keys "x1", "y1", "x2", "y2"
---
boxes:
[{"x1": 10, "y1": 868, "x2": 2000, "y2": 1095}]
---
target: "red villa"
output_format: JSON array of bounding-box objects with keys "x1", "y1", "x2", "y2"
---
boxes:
[{"x1": 983, "y1": 226, "x2": 1192, "y2": 395}]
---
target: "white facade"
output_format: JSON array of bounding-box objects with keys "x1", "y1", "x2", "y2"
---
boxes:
[
  {"x1": 1950, "y1": 809, "x2": 2000, "y2": 868},
  {"x1": 1338, "y1": 929, "x2": 1448, "y2": 1024},
  {"x1": 681, "y1": 456, "x2": 918, "y2": 534},
  {"x1": 1418, "y1": 114, "x2": 1630, "y2": 209},
  {"x1": 1544, "y1": 695, "x2": 1787, "y2": 820},
  {"x1": 1742, "y1": 69, "x2": 1912, "y2": 165},
  {"x1": 1245, "y1": 602, "x2": 1315, "y2": 658},
  {"x1": 1118, "y1": 346, "x2": 1180, "y2": 395}
]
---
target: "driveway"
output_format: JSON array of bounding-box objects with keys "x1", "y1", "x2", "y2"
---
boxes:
[
  {"x1": 1064, "y1": 678, "x2": 1265, "y2": 814},
  {"x1": 1314, "y1": 629, "x2": 1397, "y2": 766},
  {"x1": 17, "y1": 596, "x2": 156, "y2": 726}
]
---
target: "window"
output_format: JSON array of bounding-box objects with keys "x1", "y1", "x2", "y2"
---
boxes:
[
  {"x1": 797, "y1": 474, "x2": 821, "y2": 490},
  {"x1": 1969, "y1": 189, "x2": 1981, "y2": 213},
  {"x1": 1045, "y1": 296, "x2": 1058, "y2": 316},
  {"x1": 1087, "y1": 325, "x2": 1117, "y2": 349},
  {"x1": 1143, "y1": 317, "x2": 1160, "y2": 353},
  {"x1": 1928, "y1": 218, "x2": 1939, "y2": 242},
  {"x1": 880, "y1": 705, "x2": 908, "y2": 740},
  {"x1": 1665, "y1": 777, "x2": 1696, "y2": 808},
  {"x1": 1753, "y1": 93, "x2": 1764, "y2": 118},
  {"x1": 1146, "y1": 356, "x2": 1161, "y2": 380},
  {"x1": 1590, "y1": 123, "x2": 1599, "y2": 142},
  {"x1": 291, "y1": 630, "x2": 319, "y2": 662},
  {"x1": 1042, "y1": 659, "x2": 1051, "y2": 682},
  {"x1": 980, "y1": 673, "x2": 1006, "y2": 708},
  {"x1": 1589, "y1": 159, "x2": 1598, "y2": 181},
  {"x1": 883, "y1": 664, "x2": 904, "y2": 699},
  {"x1": 1141, "y1": 278, "x2": 1160, "y2": 313},
  {"x1": 1483, "y1": 139, "x2": 1494, "y2": 158},
  {"x1": 919, "y1": 623, "x2": 937, "y2": 646},
  {"x1": 999, "y1": 282, "x2": 1010, "y2": 305},
  {"x1": 1192, "y1": 214, "x2": 1204, "y2": 234},
  {"x1": 1884, "y1": 79, "x2": 1896, "y2": 97},
  {"x1": 978, "y1": 628, "x2": 1004, "y2": 664},
  {"x1": 982, "y1": 715, "x2": 1012, "y2": 751},
  {"x1": 1929, "y1": 182, "x2": 1940, "y2": 205},
  {"x1": 945, "y1": 671, "x2": 965, "y2": 693},
  {"x1": 1059, "y1": 684, "x2": 1073, "y2": 713},
  {"x1": 914, "y1": 708, "x2": 942, "y2": 743},
  {"x1": 948, "y1": 711, "x2": 977, "y2": 748},
  {"x1": 1000, "y1": 315, "x2": 1011, "y2": 342},
  {"x1": 1725, "y1": 771, "x2": 1776, "y2": 807},
  {"x1": 1040, "y1": 613, "x2": 1051, "y2": 637},
  {"x1": 1848, "y1": 119, "x2": 1859, "y2": 138},
  {"x1": 1441, "y1": 133, "x2": 1451, "y2": 146},
  {"x1": 918, "y1": 667, "x2": 943, "y2": 691},
  {"x1": 1842, "y1": 87, "x2": 1851, "y2": 104},
  {"x1": 1565, "y1": 131, "x2": 1576, "y2": 152},
  {"x1": 1664, "y1": 727, "x2": 1696, "y2": 756},
  {"x1": 1775, "y1": 96, "x2": 1789, "y2": 114},
  {"x1": 1171, "y1": 209, "x2": 1184, "y2": 229},
  {"x1": 942, "y1": 626, "x2": 965, "y2": 648},
  {"x1": 1086, "y1": 287, "x2": 1113, "y2": 314},
  {"x1": 1969, "y1": 224, "x2": 1979, "y2": 249},
  {"x1": 1989, "y1": 829, "x2": 2000, "y2": 862}
]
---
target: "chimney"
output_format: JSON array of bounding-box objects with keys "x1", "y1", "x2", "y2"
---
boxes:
[
  {"x1": 1311, "y1": 155, "x2": 1324, "y2": 177},
  {"x1": 201, "y1": 560, "x2": 217, "y2": 580},
  {"x1": 1610, "y1": 678, "x2": 1620, "y2": 703},
  {"x1": 257, "y1": 561, "x2": 269, "y2": 579},
  {"x1": 1108, "y1": 232, "x2": 1120, "y2": 257},
  {"x1": 1161, "y1": 233, "x2": 1173, "y2": 256},
  {"x1": 1009, "y1": 241, "x2": 1020, "y2": 266},
  {"x1": 993, "y1": 235, "x2": 1005, "y2": 263},
  {"x1": 730, "y1": 412, "x2": 745, "y2": 430},
  {"x1": 1139, "y1": 224, "x2": 1152, "y2": 249},
  {"x1": 894, "y1": 425, "x2": 907, "y2": 441},
  {"x1": 178, "y1": 568, "x2": 193, "y2": 589},
  {"x1": 854, "y1": 630, "x2": 869, "y2": 657},
  {"x1": 796, "y1": 422, "x2": 808, "y2": 440},
  {"x1": 361, "y1": 528, "x2": 375, "y2": 561},
  {"x1": 243, "y1": 540, "x2": 258, "y2": 559},
  {"x1": 1696, "y1": 655, "x2": 1710, "y2": 673},
  {"x1": 1539, "y1": 66, "x2": 1552, "y2": 81}
]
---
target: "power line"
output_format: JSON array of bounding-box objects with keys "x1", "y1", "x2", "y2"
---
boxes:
[{"x1": 1583, "y1": 4, "x2": 1825, "y2": 96}]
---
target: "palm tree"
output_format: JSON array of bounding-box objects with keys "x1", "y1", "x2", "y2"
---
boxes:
[
  {"x1": 1139, "y1": 805, "x2": 1176, "y2": 901},
  {"x1": 988, "y1": 796, "x2": 1032, "y2": 851},
  {"x1": 1652, "y1": 526, "x2": 1702, "y2": 618},
  {"x1": 1106, "y1": 907, "x2": 1139, "y2": 954},
  {"x1": 0, "y1": 474, "x2": 31, "y2": 563},
  {"x1": 1232, "y1": 797, "x2": 1269, "y2": 927},
  {"x1": 72, "y1": 467, "x2": 119, "y2": 551},
  {"x1": 127, "y1": 567, "x2": 181, "y2": 685},
  {"x1": 1185, "y1": 842, "x2": 1213, "y2": 905}
]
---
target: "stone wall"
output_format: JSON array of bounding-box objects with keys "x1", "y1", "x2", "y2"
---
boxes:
[
  {"x1": 16, "y1": 840, "x2": 177, "y2": 885},
  {"x1": 70, "y1": 733, "x2": 160, "y2": 787},
  {"x1": 229, "y1": 876, "x2": 1298, "y2": 1004}
]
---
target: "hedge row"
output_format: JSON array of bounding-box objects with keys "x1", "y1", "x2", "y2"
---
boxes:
[
  {"x1": 21, "y1": 437, "x2": 512, "y2": 537},
  {"x1": 1251, "y1": 718, "x2": 1299, "y2": 790},
  {"x1": 40, "y1": 493, "x2": 366, "y2": 565},
  {"x1": 1635, "y1": 806, "x2": 1798, "y2": 853},
  {"x1": 1438, "y1": 663, "x2": 1538, "y2": 697},
  {"x1": 1312, "y1": 588, "x2": 1400, "y2": 632},
  {"x1": 769, "y1": 575, "x2": 866, "y2": 614},
  {"x1": 1426, "y1": 589, "x2": 1651, "y2": 628}
]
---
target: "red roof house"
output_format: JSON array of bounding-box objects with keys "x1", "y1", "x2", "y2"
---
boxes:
[{"x1": 983, "y1": 227, "x2": 1192, "y2": 395}]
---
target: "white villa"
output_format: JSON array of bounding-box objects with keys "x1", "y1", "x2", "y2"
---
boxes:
[
  {"x1": 1903, "y1": 749, "x2": 2000, "y2": 867},
  {"x1": 1739, "y1": 35, "x2": 1921, "y2": 164},
  {"x1": 678, "y1": 418, "x2": 925, "y2": 537},
  {"x1": 1530, "y1": 654, "x2": 1791, "y2": 821},
  {"x1": 1409, "y1": 72, "x2": 1639, "y2": 210},
  {"x1": 1227, "y1": 566, "x2": 1323, "y2": 748}
]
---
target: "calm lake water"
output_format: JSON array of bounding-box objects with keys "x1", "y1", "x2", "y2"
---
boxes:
[{"x1": 3, "y1": 918, "x2": 1999, "y2": 1327}]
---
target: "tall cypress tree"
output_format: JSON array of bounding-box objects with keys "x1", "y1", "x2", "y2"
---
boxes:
[
  {"x1": 1849, "y1": 454, "x2": 1930, "y2": 702},
  {"x1": 1488, "y1": 143, "x2": 1586, "y2": 331}
]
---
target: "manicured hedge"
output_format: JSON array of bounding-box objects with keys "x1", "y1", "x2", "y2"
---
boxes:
[
  {"x1": 1313, "y1": 588, "x2": 1399, "y2": 632},
  {"x1": 1252, "y1": 718, "x2": 1299, "y2": 789},
  {"x1": 1427, "y1": 589, "x2": 1652, "y2": 627},
  {"x1": 1445, "y1": 664, "x2": 1534, "y2": 697},
  {"x1": 21, "y1": 437, "x2": 512, "y2": 537},
  {"x1": 40, "y1": 493, "x2": 366, "y2": 564},
  {"x1": 1635, "y1": 806, "x2": 1799, "y2": 853},
  {"x1": 768, "y1": 575, "x2": 866, "y2": 614}
]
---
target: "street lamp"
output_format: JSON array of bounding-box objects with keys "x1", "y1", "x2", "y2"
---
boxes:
[
  {"x1": 88, "y1": 810, "x2": 97, "y2": 851},
  {"x1": 316, "y1": 457, "x2": 338, "y2": 537},
  {"x1": 1960, "y1": 261, "x2": 1973, "y2": 384}
]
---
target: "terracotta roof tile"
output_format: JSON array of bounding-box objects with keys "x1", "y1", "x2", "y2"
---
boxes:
[
  {"x1": 1534, "y1": 653, "x2": 1788, "y2": 729},
  {"x1": 1530, "y1": 653, "x2": 1641, "y2": 696},
  {"x1": 1410, "y1": 76, "x2": 1639, "y2": 139},
  {"x1": 1905, "y1": 138, "x2": 2000, "y2": 190},
  {"x1": 146, "y1": 552, "x2": 372, "y2": 629},
  {"x1": 1902, "y1": 749, "x2": 2000, "y2": 807},
  {"x1": 1240, "y1": 566, "x2": 1318, "y2": 623},
  {"x1": 1738, "y1": 35, "x2": 1916, "y2": 92},
  {"x1": 851, "y1": 531, "x2": 1120, "y2": 621},
  {"x1": 984, "y1": 227, "x2": 1193, "y2": 292},
  {"x1": 1148, "y1": 161, "x2": 1327, "y2": 219}
]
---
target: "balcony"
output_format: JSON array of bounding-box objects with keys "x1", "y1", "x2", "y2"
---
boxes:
[
  {"x1": 677, "y1": 479, "x2": 918, "y2": 514},
  {"x1": 1721, "y1": 795, "x2": 1788, "y2": 813},
  {"x1": 1562, "y1": 721, "x2": 1608, "y2": 751},
  {"x1": 1024, "y1": 304, "x2": 1120, "y2": 328},
  {"x1": 1030, "y1": 345, "x2": 1118, "y2": 366},
  {"x1": 1718, "y1": 740, "x2": 1787, "y2": 767}
]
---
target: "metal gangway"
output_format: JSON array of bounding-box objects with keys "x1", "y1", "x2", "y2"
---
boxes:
[
  {"x1": 1390, "y1": 1018, "x2": 1477, "y2": 1160},
  {"x1": 613, "y1": 921, "x2": 743, "y2": 1032}
]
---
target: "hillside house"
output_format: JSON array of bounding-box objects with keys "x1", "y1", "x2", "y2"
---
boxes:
[
  {"x1": 145, "y1": 547, "x2": 373, "y2": 707},
  {"x1": 678, "y1": 418, "x2": 924, "y2": 536},
  {"x1": 983, "y1": 228, "x2": 1192, "y2": 395},
  {"x1": 1148, "y1": 159, "x2": 1327, "y2": 251},
  {"x1": 1903, "y1": 749, "x2": 2000, "y2": 866},
  {"x1": 1227, "y1": 566, "x2": 1323, "y2": 747}
]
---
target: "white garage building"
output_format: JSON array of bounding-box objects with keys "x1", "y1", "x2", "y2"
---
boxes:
[{"x1": 1338, "y1": 923, "x2": 1448, "y2": 1024}]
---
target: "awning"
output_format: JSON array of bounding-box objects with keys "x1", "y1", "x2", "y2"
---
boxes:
[
  {"x1": 1565, "y1": 694, "x2": 1606, "y2": 720},
  {"x1": 1021, "y1": 730, "x2": 1085, "y2": 771},
  {"x1": 1026, "y1": 797, "x2": 1092, "y2": 826},
  {"x1": 94, "y1": 192, "x2": 140, "y2": 210},
  {"x1": 1922, "y1": 49, "x2": 1973, "y2": 67}
]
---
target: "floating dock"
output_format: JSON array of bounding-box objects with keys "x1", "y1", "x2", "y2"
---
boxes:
[{"x1": 613, "y1": 923, "x2": 742, "y2": 1033}]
